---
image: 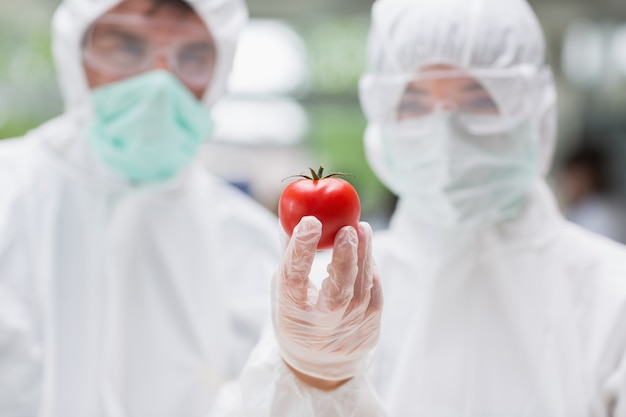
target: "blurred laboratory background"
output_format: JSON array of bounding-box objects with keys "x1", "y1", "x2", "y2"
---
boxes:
[{"x1": 1, "y1": 0, "x2": 626, "y2": 239}]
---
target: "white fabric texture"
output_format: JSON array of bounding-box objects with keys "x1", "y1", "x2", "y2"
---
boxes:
[
  {"x1": 374, "y1": 182, "x2": 626, "y2": 416},
  {"x1": 0, "y1": 285, "x2": 42, "y2": 417}
]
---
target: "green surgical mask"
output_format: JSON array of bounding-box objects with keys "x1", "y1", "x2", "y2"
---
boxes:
[{"x1": 88, "y1": 70, "x2": 214, "y2": 183}]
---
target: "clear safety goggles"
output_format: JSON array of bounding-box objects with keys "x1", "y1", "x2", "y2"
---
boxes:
[
  {"x1": 359, "y1": 66, "x2": 546, "y2": 135},
  {"x1": 82, "y1": 14, "x2": 216, "y2": 87}
]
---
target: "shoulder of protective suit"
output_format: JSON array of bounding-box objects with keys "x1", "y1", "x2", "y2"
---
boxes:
[
  {"x1": 0, "y1": 137, "x2": 41, "y2": 255},
  {"x1": 560, "y1": 220, "x2": 626, "y2": 263},
  {"x1": 371, "y1": 229, "x2": 394, "y2": 253},
  {"x1": 557, "y1": 221, "x2": 626, "y2": 299},
  {"x1": 559, "y1": 222, "x2": 626, "y2": 373},
  {"x1": 0, "y1": 135, "x2": 37, "y2": 163},
  {"x1": 0, "y1": 136, "x2": 40, "y2": 195},
  {"x1": 195, "y1": 169, "x2": 281, "y2": 249}
]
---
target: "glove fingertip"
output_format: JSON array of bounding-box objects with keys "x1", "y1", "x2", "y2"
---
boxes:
[
  {"x1": 293, "y1": 216, "x2": 322, "y2": 237},
  {"x1": 357, "y1": 221, "x2": 373, "y2": 240}
]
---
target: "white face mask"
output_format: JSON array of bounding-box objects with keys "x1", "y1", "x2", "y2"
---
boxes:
[{"x1": 378, "y1": 113, "x2": 540, "y2": 228}]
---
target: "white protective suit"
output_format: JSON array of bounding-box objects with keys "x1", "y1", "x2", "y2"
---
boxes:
[
  {"x1": 0, "y1": 0, "x2": 283, "y2": 416},
  {"x1": 359, "y1": 0, "x2": 626, "y2": 415}
]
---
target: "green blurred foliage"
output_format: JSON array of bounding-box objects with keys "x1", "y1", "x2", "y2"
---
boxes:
[
  {"x1": 293, "y1": 16, "x2": 395, "y2": 223},
  {"x1": 305, "y1": 100, "x2": 395, "y2": 222},
  {"x1": 301, "y1": 16, "x2": 369, "y2": 95},
  {"x1": 0, "y1": 4, "x2": 61, "y2": 140}
]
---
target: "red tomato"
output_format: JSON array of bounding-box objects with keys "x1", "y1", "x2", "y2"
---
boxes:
[{"x1": 278, "y1": 167, "x2": 361, "y2": 250}]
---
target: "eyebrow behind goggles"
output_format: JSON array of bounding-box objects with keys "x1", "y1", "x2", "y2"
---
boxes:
[
  {"x1": 90, "y1": 13, "x2": 210, "y2": 32},
  {"x1": 82, "y1": 13, "x2": 216, "y2": 86},
  {"x1": 360, "y1": 66, "x2": 542, "y2": 130}
]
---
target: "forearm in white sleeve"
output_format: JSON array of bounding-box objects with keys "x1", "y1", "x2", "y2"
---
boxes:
[{"x1": 207, "y1": 327, "x2": 386, "y2": 417}]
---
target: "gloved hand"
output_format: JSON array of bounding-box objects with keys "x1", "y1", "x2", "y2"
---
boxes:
[{"x1": 272, "y1": 216, "x2": 383, "y2": 382}]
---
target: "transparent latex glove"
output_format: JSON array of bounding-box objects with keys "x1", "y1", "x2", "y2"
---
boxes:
[{"x1": 272, "y1": 216, "x2": 383, "y2": 383}]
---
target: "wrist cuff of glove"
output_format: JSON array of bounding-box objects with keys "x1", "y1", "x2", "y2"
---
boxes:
[{"x1": 279, "y1": 346, "x2": 375, "y2": 382}]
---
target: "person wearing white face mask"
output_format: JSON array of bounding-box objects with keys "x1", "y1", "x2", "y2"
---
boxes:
[
  {"x1": 357, "y1": 0, "x2": 626, "y2": 415},
  {"x1": 0, "y1": 0, "x2": 283, "y2": 416}
]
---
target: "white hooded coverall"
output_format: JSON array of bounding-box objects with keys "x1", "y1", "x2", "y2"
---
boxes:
[
  {"x1": 0, "y1": 0, "x2": 282, "y2": 416},
  {"x1": 360, "y1": 0, "x2": 626, "y2": 415}
]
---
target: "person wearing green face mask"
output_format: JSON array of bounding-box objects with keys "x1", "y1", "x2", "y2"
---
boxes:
[
  {"x1": 81, "y1": 1, "x2": 218, "y2": 182},
  {"x1": 0, "y1": 0, "x2": 386, "y2": 416},
  {"x1": 87, "y1": 70, "x2": 214, "y2": 182},
  {"x1": 0, "y1": 0, "x2": 283, "y2": 416}
]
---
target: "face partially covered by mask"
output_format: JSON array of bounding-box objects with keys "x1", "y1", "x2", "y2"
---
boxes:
[
  {"x1": 359, "y1": 0, "x2": 557, "y2": 228},
  {"x1": 363, "y1": 65, "x2": 542, "y2": 228},
  {"x1": 81, "y1": 0, "x2": 217, "y2": 183}
]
